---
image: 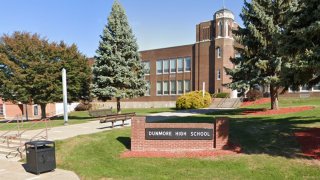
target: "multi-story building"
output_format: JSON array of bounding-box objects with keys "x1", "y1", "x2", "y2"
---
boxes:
[{"x1": 131, "y1": 8, "x2": 239, "y2": 104}]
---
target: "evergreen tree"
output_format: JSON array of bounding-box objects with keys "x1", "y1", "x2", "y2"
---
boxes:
[
  {"x1": 226, "y1": 0, "x2": 295, "y2": 110},
  {"x1": 0, "y1": 32, "x2": 91, "y2": 118},
  {"x1": 93, "y1": 1, "x2": 146, "y2": 113},
  {"x1": 281, "y1": 0, "x2": 320, "y2": 89}
]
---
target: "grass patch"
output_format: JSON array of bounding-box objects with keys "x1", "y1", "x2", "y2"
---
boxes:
[
  {"x1": 56, "y1": 128, "x2": 320, "y2": 179},
  {"x1": 55, "y1": 98, "x2": 320, "y2": 179}
]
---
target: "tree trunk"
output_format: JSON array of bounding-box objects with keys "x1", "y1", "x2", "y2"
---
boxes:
[
  {"x1": 116, "y1": 97, "x2": 121, "y2": 114},
  {"x1": 270, "y1": 85, "x2": 279, "y2": 110},
  {"x1": 40, "y1": 103, "x2": 47, "y2": 119}
]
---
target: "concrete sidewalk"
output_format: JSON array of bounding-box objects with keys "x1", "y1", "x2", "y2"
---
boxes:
[
  {"x1": 0, "y1": 160, "x2": 79, "y2": 180},
  {"x1": 146, "y1": 108, "x2": 227, "y2": 122},
  {"x1": 21, "y1": 120, "x2": 131, "y2": 141}
]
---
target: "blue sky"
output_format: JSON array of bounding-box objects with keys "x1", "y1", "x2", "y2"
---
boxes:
[{"x1": 0, "y1": 0, "x2": 245, "y2": 57}]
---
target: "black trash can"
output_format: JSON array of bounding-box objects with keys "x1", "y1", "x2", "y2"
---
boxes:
[{"x1": 25, "y1": 140, "x2": 56, "y2": 175}]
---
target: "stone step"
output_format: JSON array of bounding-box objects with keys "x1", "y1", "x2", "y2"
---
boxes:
[
  {"x1": 210, "y1": 98, "x2": 241, "y2": 108},
  {"x1": 0, "y1": 143, "x2": 21, "y2": 150}
]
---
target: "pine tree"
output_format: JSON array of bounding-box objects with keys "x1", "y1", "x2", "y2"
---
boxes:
[
  {"x1": 226, "y1": 0, "x2": 295, "y2": 110},
  {"x1": 281, "y1": 0, "x2": 320, "y2": 89},
  {"x1": 93, "y1": 0, "x2": 146, "y2": 113},
  {"x1": 0, "y1": 32, "x2": 91, "y2": 118}
]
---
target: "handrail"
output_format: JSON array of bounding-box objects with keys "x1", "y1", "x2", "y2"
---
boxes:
[
  {"x1": 0, "y1": 114, "x2": 22, "y2": 138},
  {"x1": 2, "y1": 113, "x2": 54, "y2": 159},
  {"x1": 16, "y1": 117, "x2": 50, "y2": 137}
]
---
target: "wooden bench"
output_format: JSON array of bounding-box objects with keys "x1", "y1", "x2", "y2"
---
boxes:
[
  {"x1": 89, "y1": 108, "x2": 113, "y2": 117},
  {"x1": 99, "y1": 113, "x2": 136, "y2": 128}
]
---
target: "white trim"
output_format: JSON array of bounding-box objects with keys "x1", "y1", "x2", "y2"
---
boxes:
[{"x1": 215, "y1": 37, "x2": 234, "y2": 40}]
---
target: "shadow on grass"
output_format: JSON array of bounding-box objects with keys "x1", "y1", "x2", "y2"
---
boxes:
[
  {"x1": 229, "y1": 115, "x2": 320, "y2": 159},
  {"x1": 138, "y1": 107, "x2": 320, "y2": 159},
  {"x1": 117, "y1": 137, "x2": 131, "y2": 150},
  {"x1": 50, "y1": 116, "x2": 93, "y2": 121}
]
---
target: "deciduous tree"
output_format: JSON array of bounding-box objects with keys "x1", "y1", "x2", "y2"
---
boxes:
[{"x1": 0, "y1": 32, "x2": 91, "y2": 118}]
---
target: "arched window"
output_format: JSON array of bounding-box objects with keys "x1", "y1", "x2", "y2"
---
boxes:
[
  {"x1": 228, "y1": 23, "x2": 232, "y2": 37},
  {"x1": 225, "y1": 20, "x2": 229, "y2": 37},
  {"x1": 218, "y1": 21, "x2": 223, "y2": 37},
  {"x1": 217, "y1": 47, "x2": 222, "y2": 58}
]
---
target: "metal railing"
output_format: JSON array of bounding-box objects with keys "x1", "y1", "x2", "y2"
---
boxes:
[{"x1": 1, "y1": 113, "x2": 54, "y2": 159}]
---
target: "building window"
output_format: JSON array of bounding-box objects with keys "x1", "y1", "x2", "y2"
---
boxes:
[
  {"x1": 177, "y1": 58, "x2": 184, "y2": 72},
  {"x1": 34, "y1": 105, "x2": 38, "y2": 116},
  {"x1": 170, "y1": 80, "x2": 176, "y2": 95},
  {"x1": 217, "y1": 69, "x2": 221, "y2": 80},
  {"x1": 0, "y1": 104, "x2": 3, "y2": 115},
  {"x1": 218, "y1": 21, "x2": 223, "y2": 37},
  {"x1": 225, "y1": 20, "x2": 229, "y2": 37},
  {"x1": 163, "y1": 81, "x2": 169, "y2": 95},
  {"x1": 145, "y1": 81, "x2": 150, "y2": 96},
  {"x1": 185, "y1": 80, "x2": 191, "y2": 93},
  {"x1": 185, "y1": 57, "x2": 191, "y2": 72},
  {"x1": 313, "y1": 83, "x2": 320, "y2": 91},
  {"x1": 163, "y1": 60, "x2": 170, "y2": 74},
  {"x1": 156, "y1": 60, "x2": 163, "y2": 74},
  {"x1": 157, "y1": 81, "x2": 163, "y2": 95},
  {"x1": 170, "y1": 59, "x2": 176, "y2": 73},
  {"x1": 178, "y1": 80, "x2": 184, "y2": 94},
  {"x1": 217, "y1": 47, "x2": 222, "y2": 58},
  {"x1": 143, "y1": 61, "x2": 150, "y2": 75}
]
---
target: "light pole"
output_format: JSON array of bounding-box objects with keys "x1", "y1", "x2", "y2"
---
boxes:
[{"x1": 62, "y1": 68, "x2": 68, "y2": 125}]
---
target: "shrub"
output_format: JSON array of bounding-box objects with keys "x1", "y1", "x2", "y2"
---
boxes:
[
  {"x1": 75, "y1": 103, "x2": 92, "y2": 111},
  {"x1": 246, "y1": 89, "x2": 263, "y2": 101},
  {"x1": 214, "y1": 93, "x2": 230, "y2": 98},
  {"x1": 176, "y1": 91, "x2": 212, "y2": 110}
]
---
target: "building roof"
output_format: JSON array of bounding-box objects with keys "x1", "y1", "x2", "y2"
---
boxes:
[{"x1": 215, "y1": 8, "x2": 234, "y2": 15}]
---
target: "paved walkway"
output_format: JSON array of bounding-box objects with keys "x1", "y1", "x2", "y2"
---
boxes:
[
  {"x1": 21, "y1": 120, "x2": 131, "y2": 141},
  {"x1": 146, "y1": 108, "x2": 233, "y2": 122},
  {"x1": 0, "y1": 120, "x2": 130, "y2": 180},
  {"x1": 0, "y1": 160, "x2": 79, "y2": 180}
]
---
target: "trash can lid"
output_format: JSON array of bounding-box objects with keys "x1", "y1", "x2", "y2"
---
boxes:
[{"x1": 25, "y1": 140, "x2": 54, "y2": 146}]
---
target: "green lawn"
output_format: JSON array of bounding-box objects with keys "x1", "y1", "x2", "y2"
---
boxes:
[{"x1": 55, "y1": 97, "x2": 320, "y2": 179}]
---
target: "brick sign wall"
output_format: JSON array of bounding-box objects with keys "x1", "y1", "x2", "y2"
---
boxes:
[{"x1": 131, "y1": 116, "x2": 229, "y2": 152}]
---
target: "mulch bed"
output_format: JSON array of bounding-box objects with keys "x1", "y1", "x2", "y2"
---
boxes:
[
  {"x1": 121, "y1": 143, "x2": 241, "y2": 159},
  {"x1": 294, "y1": 128, "x2": 320, "y2": 160},
  {"x1": 241, "y1": 98, "x2": 270, "y2": 107},
  {"x1": 242, "y1": 106, "x2": 314, "y2": 116}
]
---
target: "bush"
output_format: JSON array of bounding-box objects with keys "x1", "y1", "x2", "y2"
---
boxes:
[
  {"x1": 176, "y1": 91, "x2": 212, "y2": 110},
  {"x1": 214, "y1": 93, "x2": 230, "y2": 98},
  {"x1": 246, "y1": 89, "x2": 263, "y2": 101},
  {"x1": 75, "y1": 103, "x2": 92, "y2": 111}
]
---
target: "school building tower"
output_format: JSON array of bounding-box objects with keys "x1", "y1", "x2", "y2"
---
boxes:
[{"x1": 137, "y1": 8, "x2": 239, "y2": 103}]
